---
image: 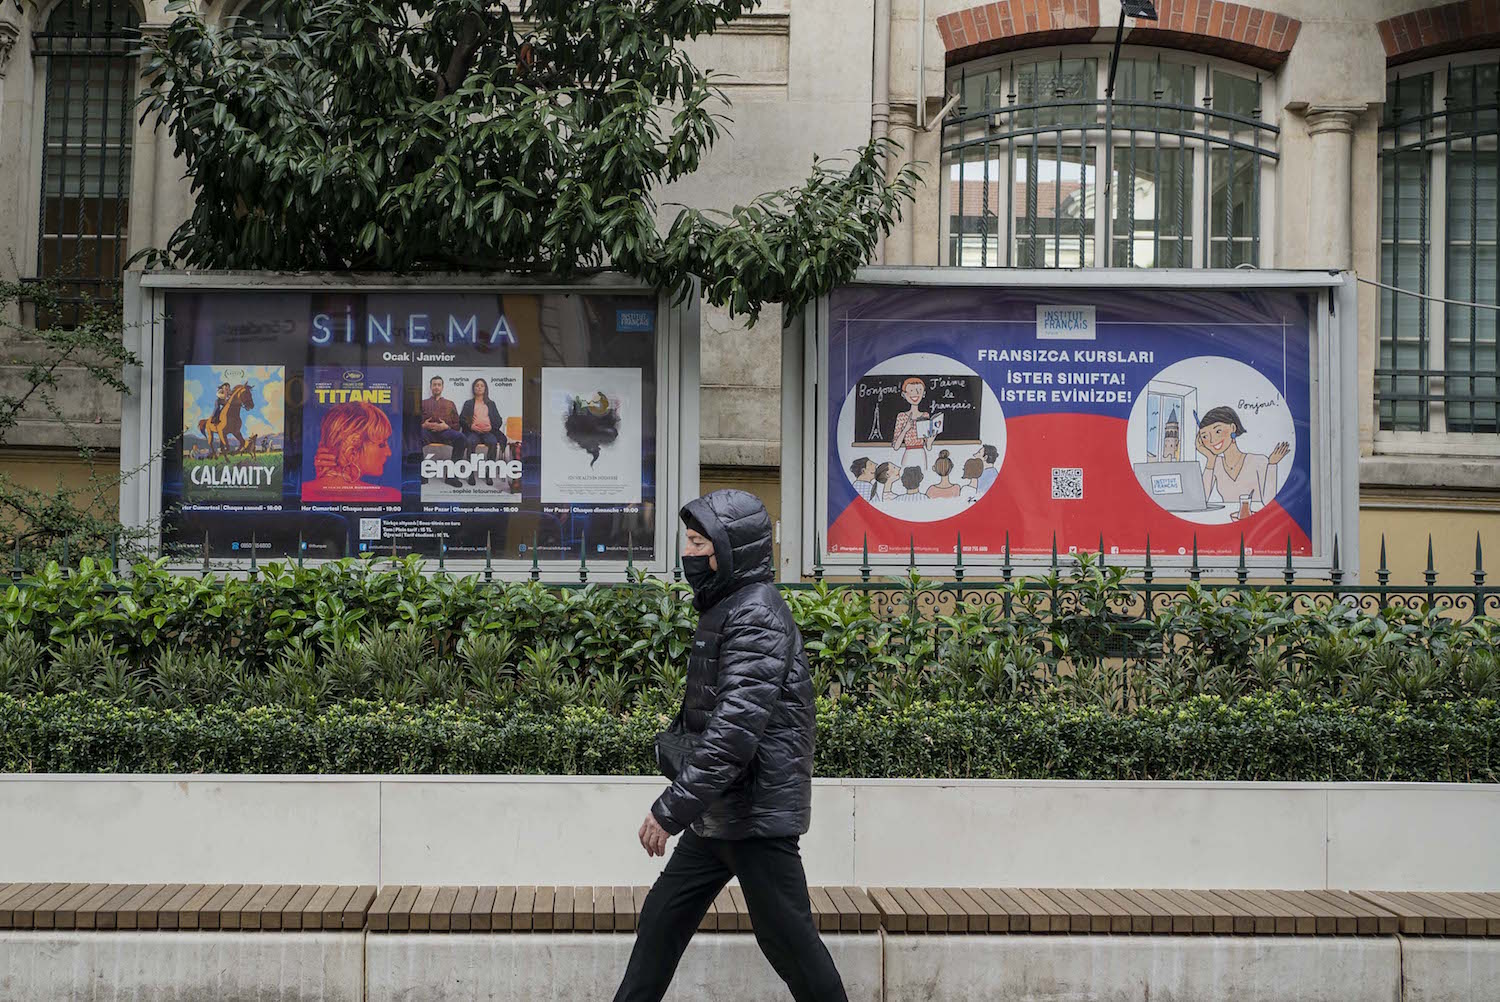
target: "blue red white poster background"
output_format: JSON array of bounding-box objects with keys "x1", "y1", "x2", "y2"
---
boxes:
[{"x1": 824, "y1": 285, "x2": 1317, "y2": 560}]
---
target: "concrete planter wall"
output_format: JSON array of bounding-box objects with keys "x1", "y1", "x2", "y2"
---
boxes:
[{"x1": 3, "y1": 775, "x2": 1498, "y2": 891}]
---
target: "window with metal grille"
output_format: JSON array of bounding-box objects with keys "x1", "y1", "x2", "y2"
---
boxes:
[
  {"x1": 941, "y1": 50, "x2": 1277, "y2": 270},
  {"x1": 1378, "y1": 55, "x2": 1499, "y2": 437},
  {"x1": 33, "y1": 0, "x2": 140, "y2": 321}
]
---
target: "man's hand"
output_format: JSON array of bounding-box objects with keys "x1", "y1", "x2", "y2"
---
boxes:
[{"x1": 639, "y1": 812, "x2": 670, "y2": 857}]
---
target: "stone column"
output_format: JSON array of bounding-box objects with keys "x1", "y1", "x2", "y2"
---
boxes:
[
  {"x1": 884, "y1": 102, "x2": 919, "y2": 266},
  {"x1": 1302, "y1": 106, "x2": 1364, "y2": 270}
]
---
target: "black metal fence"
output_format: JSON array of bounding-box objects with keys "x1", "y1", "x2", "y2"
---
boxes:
[{"x1": 13, "y1": 527, "x2": 1500, "y2": 623}]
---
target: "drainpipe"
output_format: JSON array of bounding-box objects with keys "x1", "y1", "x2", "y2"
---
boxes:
[
  {"x1": 916, "y1": 0, "x2": 926, "y2": 130},
  {"x1": 871, "y1": 0, "x2": 891, "y2": 264}
]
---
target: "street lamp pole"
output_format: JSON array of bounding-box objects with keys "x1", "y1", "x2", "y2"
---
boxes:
[{"x1": 1101, "y1": 1, "x2": 1158, "y2": 266}]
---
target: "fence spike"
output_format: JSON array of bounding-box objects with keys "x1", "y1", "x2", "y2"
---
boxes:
[
  {"x1": 438, "y1": 533, "x2": 446, "y2": 572},
  {"x1": 1426, "y1": 535, "x2": 1437, "y2": 588},
  {"x1": 579, "y1": 532, "x2": 588, "y2": 584},
  {"x1": 202, "y1": 531, "x2": 210, "y2": 577},
  {"x1": 1237, "y1": 533, "x2": 1247, "y2": 586},
  {"x1": 297, "y1": 532, "x2": 304, "y2": 569},
  {"x1": 1378, "y1": 534, "x2": 1390, "y2": 586},
  {"x1": 485, "y1": 530, "x2": 494, "y2": 583},
  {"x1": 813, "y1": 528, "x2": 824, "y2": 583},
  {"x1": 626, "y1": 530, "x2": 634, "y2": 577},
  {"x1": 909, "y1": 535, "x2": 916, "y2": 569},
  {"x1": 1475, "y1": 532, "x2": 1486, "y2": 589},
  {"x1": 672, "y1": 537, "x2": 682, "y2": 583},
  {"x1": 12, "y1": 537, "x2": 22, "y2": 584},
  {"x1": 1330, "y1": 534, "x2": 1344, "y2": 588},
  {"x1": 391, "y1": 536, "x2": 398, "y2": 565},
  {"x1": 1050, "y1": 532, "x2": 1058, "y2": 570},
  {"x1": 1098, "y1": 533, "x2": 1105, "y2": 564},
  {"x1": 250, "y1": 531, "x2": 258, "y2": 574},
  {"x1": 1284, "y1": 535, "x2": 1295, "y2": 588},
  {"x1": 1002, "y1": 530, "x2": 1013, "y2": 583},
  {"x1": 860, "y1": 533, "x2": 871, "y2": 583},
  {"x1": 1189, "y1": 535, "x2": 1200, "y2": 583},
  {"x1": 530, "y1": 533, "x2": 541, "y2": 582},
  {"x1": 954, "y1": 532, "x2": 964, "y2": 583}
]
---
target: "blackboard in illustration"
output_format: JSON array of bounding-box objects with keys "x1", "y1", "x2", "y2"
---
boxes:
[{"x1": 838, "y1": 352, "x2": 1008, "y2": 524}]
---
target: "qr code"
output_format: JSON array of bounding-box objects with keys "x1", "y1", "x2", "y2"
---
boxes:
[
  {"x1": 359, "y1": 517, "x2": 383, "y2": 541},
  {"x1": 1051, "y1": 467, "x2": 1084, "y2": 500}
]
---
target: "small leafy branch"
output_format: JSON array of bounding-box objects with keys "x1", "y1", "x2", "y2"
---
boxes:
[{"x1": 0, "y1": 280, "x2": 148, "y2": 563}]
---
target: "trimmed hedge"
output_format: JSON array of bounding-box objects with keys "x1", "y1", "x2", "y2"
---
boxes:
[{"x1": 4, "y1": 694, "x2": 1496, "y2": 782}]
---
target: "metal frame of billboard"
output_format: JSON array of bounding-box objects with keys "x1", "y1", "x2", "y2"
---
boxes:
[
  {"x1": 779, "y1": 267, "x2": 1359, "y2": 582},
  {"x1": 120, "y1": 270, "x2": 700, "y2": 579}
]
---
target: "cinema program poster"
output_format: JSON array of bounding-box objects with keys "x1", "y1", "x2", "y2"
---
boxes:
[
  {"x1": 181, "y1": 364, "x2": 285, "y2": 504},
  {"x1": 300, "y1": 367, "x2": 403, "y2": 505}
]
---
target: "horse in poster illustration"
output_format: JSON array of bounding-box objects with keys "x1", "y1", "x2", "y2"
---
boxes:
[{"x1": 198, "y1": 382, "x2": 255, "y2": 457}]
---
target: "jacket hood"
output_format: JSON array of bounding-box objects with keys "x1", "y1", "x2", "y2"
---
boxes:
[{"x1": 680, "y1": 489, "x2": 774, "y2": 609}]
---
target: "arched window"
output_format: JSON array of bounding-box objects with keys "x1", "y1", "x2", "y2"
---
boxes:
[
  {"x1": 941, "y1": 50, "x2": 1277, "y2": 270},
  {"x1": 33, "y1": 0, "x2": 140, "y2": 319},
  {"x1": 1378, "y1": 54, "x2": 1499, "y2": 439}
]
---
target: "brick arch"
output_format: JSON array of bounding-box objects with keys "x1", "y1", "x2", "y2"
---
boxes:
[
  {"x1": 1378, "y1": 1, "x2": 1500, "y2": 66},
  {"x1": 938, "y1": 1, "x2": 1301, "y2": 72}
]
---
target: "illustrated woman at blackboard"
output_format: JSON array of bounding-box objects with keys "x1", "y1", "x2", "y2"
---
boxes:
[{"x1": 891, "y1": 377, "x2": 936, "y2": 469}]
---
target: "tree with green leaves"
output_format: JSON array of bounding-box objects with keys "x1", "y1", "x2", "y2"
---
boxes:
[{"x1": 139, "y1": 0, "x2": 919, "y2": 318}]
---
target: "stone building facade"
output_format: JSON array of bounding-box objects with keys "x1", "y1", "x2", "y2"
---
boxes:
[{"x1": 0, "y1": 0, "x2": 1496, "y2": 577}]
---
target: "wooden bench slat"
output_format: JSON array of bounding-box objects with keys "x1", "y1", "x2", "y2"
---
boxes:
[
  {"x1": 466, "y1": 886, "x2": 494, "y2": 933},
  {"x1": 552, "y1": 886, "x2": 574, "y2": 932},
  {"x1": 865, "y1": 888, "x2": 903, "y2": 934},
  {"x1": 116, "y1": 883, "x2": 168, "y2": 932},
  {"x1": 238, "y1": 884, "x2": 279, "y2": 932},
  {"x1": 510, "y1": 886, "x2": 535, "y2": 932},
  {"x1": 1445, "y1": 892, "x2": 1500, "y2": 937},
  {"x1": 608, "y1": 886, "x2": 631, "y2": 933},
  {"x1": 0, "y1": 883, "x2": 43, "y2": 927},
  {"x1": 844, "y1": 887, "x2": 881, "y2": 933},
  {"x1": 94, "y1": 885, "x2": 144, "y2": 931},
  {"x1": 699, "y1": 888, "x2": 724, "y2": 932},
  {"x1": 279, "y1": 885, "x2": 318, "y2": 931},
  {"x1": 31, "y1": 883, "x2": 87, "y2": 930},
  {"x1": 53, "y1": 882, "x2": 110, "y2": 931},
  {"x1": 302, "y1": 884, "x2": 341, "y2": 932},
  {"x1": 260, "y1": 885, "x2": 300, "y2": 932},
  {"x1": 1072, "y1": 888, "x2": 1128, "y2": 934},
  {"x1": 1352, "y1": 891, "x2": 1426, "y2": 935},
  {"x1": 942, "y1": 887, "x2": 996, "y2": 934},
  {"x1": 12, "y1": 883, "x2": 69, "y2": 930},
  {"x1": 928, "y1": 888, "x2": 970, "y2": 934},
  {"x1": 429, "y1": 886, "x2": 459, "y2": 933},
  {"x1": 366, "y1": 885, "x2": 401, "y2": 932},
  {"x1": 532, "y1": 887, "x2": 555, "y2": 933},
  {"x1": 728, "y1": 885, "x2": 752, "y2": 932},
  {"x1": 808, "y1": 887, "x2": 836, "y2": 933},
  {"x1": 826, "y1": 887, "x2": 861, "y2": 934},
  {"x1": 1406, "y1": 891, "x2": 1487, "y2": 936},
  {"x1": 342, "y1": 886, "x2": 376, "y2": 930},
  {"x1": 1298, "y1": 890, "x2": 1360, "y2": 936},
  {"x1": 449, "y1": 886, "x2": 478, "y2": 933},
  {"x1": 408, "y1": 886, "x2": 439, "y2": 933},
  {"x1": 568, "y1": 887, "x2": 591, "y2": 933}
]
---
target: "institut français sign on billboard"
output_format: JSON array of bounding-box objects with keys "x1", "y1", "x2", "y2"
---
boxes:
[
  {"x1": 805, "y1": 271, "x2": 1358, "y2": 576},
  {"x1": 122, "y1": 275, "x2": 697, "y2": 574}
]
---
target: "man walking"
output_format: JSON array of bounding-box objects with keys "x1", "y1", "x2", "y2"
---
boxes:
[{"x1": 614, "y1": 489, "x2": 846, "y2": 1002}]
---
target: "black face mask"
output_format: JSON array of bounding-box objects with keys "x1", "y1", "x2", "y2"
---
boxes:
[{"x1": 682, "y1": 554, "x2": 716, "y2": 594}]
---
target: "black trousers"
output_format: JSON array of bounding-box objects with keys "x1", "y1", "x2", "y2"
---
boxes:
[{"x1": 612, "y1": 830, "x2": 848, "y2": 1002}]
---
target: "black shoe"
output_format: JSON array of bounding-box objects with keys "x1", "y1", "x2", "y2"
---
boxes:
[
  {"x1": 485, "y1": 477, "x2": 494, "y2": 486},
  {"x1": 467, "y1": 473, "x2": 476, "y2": 486},
  {"x1": 445, "y1": 477, "x2": 462, "y2": 488}
]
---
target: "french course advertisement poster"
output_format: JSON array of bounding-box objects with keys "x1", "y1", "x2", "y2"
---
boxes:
[{"x1": 826, "y1": 285, "x2": 1316, "y2": 560}]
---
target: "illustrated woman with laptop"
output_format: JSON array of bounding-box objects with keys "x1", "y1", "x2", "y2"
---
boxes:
[
  {"x1": 890, "y1": 377, "x2": 943, "y2": 469},
  {"x1": 1195, "y1": 406, "x2": 1289, "y2": 519}
]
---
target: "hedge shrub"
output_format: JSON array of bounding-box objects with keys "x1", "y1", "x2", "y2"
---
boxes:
[
  {"x1": 4, "y1": 557, "x2": 1499, "y2": 713},
  {"x1": 4, "y1": 693, "x2": 1495, "y2": 782}
]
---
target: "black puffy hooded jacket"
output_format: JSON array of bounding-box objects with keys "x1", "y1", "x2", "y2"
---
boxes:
[{"x1": 650, "y1": 489, "x2": 816, "y2": 840}]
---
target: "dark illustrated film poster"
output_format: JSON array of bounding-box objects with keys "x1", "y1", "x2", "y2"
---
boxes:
[{"x1": 158, "y1": 290, "x2": 660, "y2": 562}]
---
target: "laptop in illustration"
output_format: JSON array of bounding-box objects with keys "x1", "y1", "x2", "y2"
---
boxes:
[{"x1": 1132, "y1": 461, "x2": 1222, "y2": 512}]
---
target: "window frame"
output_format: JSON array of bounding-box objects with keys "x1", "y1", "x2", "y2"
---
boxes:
[
  {"x1": 24, "y1": 0, "x2": 145, "y2": 317},
  {"x1": 939, "y1": 43, "x2": 1280, "y2": 271},
  {"x1": 1375, "y1": 48, "x2": 1500, "y2": 457}
]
